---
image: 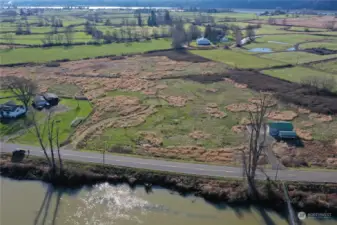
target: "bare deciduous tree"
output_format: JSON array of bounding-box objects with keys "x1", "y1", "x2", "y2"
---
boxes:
[
  {"x1": 241, "y1": 93, "x2": 273, "y2": 197},
  {"x1": 28, "y1": 110, "x2": 63, "y2": 174},
  {"x1": 325, "y1": 21, "x2": 336, "y2": 31},
  {"x1": 64, "y1": 26, "x2": 74, "y2": 45},
  {"x1": 1, "y1": 76, "x2": 37, "y2": 109}
]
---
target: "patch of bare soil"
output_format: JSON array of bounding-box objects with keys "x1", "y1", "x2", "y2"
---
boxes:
[
  {"x1": 226, "y1": 103, "x2": 258, "y2": 113},
  {"x1": 139, "y1": 132, "x2": 163, "y2": 147},
  {"x1": 143, "y1": 50, "x2": 211, "y2": 62},
  {"x1": 184, "y1": 71, "x2": 337, "y2": 114},
  {"x1": 140, "y1": 145, "x2": 246, "y2": 164},
  {"x1": 160, "y1": 95, "x2": 189, "y2": 107},
  {"x1": 248, "y1": 98, "x2": 277, "y2": 107},
  {"x1": 224, "y1": 78, "x2": 247, "y2": 89},
  {"x1": 295, "y1": 128, "x2": 313, "y2": 141},
  {"x1": 231, "y1": 125, "x2": 247, "y2": 133},
  {"x1": 268, "y1": 111, "x2": 298, "y2": 121},
  {"x1": 189, "y1": 131, "x2": 211, "y2": 140},
  {"x1": 0, "y1": 45, "x2": 26, "y2": 49},
  {"x1": 309, "y1": 113, "x2": 333, "y2": 122},
  {"x1": 205, "y1": 103, "x2": 227, "y2": 118},
  {"x1": 298, "y1": 107, "x2": 311, "y2": 114},
  {"x1": 301, "y1": 121, "x2": 315, "y2": 128}
]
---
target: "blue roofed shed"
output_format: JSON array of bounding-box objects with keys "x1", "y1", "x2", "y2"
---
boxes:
[{"x1": 268, "y1": 121, "x2": 297, "y2": 139}]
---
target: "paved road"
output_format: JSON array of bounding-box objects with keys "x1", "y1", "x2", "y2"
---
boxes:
[{"x1": 1, "y1": 142, "x2": 337, "y2": 183}]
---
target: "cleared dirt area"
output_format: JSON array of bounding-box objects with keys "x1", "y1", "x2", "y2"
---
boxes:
[
  {"x1": 250, "y1": 16, "x2": 337, "y2": 29},
  {"x1": 185, "y1": 70, "x2": 337, "y2": 114}
]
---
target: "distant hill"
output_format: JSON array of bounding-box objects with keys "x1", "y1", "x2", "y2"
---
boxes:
[{"x1": 10, "y1": 0, "x2": 337, "y2": 11}]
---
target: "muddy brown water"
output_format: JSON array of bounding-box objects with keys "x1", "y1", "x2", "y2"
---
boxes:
[{"x1": 0, "y1": 177, "x2": 334, "y2": 225}]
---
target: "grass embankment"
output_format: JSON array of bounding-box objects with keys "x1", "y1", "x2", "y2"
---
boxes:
[
  {"x1": 0, "y1": 39, "x2": 171, "y2": 65},
  {"x1": 11, "y1": 99, "x2": 92, "y2": 145},
  {"x1": 190, "y1": 49, "x2": 286, "y2": 69},
  {"x1": 1, "y1": 153, "x2": 336, "y2": 214}
]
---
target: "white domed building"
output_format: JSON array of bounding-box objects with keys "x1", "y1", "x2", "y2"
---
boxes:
[{"x1": 196, "y1": 37, "x2": 211, "y2": 46}]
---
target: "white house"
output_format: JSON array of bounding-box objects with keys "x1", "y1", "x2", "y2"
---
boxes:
[
  {"x1": 196, "y1": 37, "x2": 211, "y2": 46},
  {"x1": 0, "y1": 101, "x2": 27, "y2": 119}
]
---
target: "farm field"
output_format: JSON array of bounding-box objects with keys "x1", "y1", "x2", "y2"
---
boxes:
[
  {"x1": 0, "y1": 32, "x2": 92, "y2": 45},
  {"x1": 310, "y1": 59, "x2": 337, "y2": 73},
  {"x1": 0, "y1": 39, "x2": 171, "y2": 64},
  {"x1": 261, "y1": 66, "x2": 337, "y2": 90},
  {"x1": 298, "y1": 41, "x2": 337, "y2": 50},
  {"x1": 190, "y1": 49, "x2": 286, "y2": 69},
  {"x1": 260, "y1": 51, "x2": 337, "y2": 64}
]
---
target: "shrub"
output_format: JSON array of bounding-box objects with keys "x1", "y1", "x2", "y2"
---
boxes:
[
  {"x1": 300, "y1": 75, "x2": 336, "y2": 92},
  {"x1": 45, "y1": 61, "x2": 60, "y2": 67}
]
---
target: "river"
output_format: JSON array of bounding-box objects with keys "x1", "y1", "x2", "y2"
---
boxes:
[{"x1": 0, "y1": 177, "x2": 334, "y2": 225}]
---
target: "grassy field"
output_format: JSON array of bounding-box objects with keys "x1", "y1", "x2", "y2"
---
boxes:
[
  {"x1": 84, "y1": 79, "x2": 255, "y2": 151},
  {"x1": 190, "y1": 49, "x2": 286, "y2": 69},
  {"x1": 260, "y1": 51, "x2": 337, "y2": 64},
  {"x1": 0, "y1": 32, "x2": 92, "y2": 45},
  {"x1": 254, "y1": 34, "x2": 332, "y2": 45},
  {"x1": 0, "y1": 39, "x2": 171, "y2": 64},
  {"x1": 262, "y1": 66, "x2": 337, "y2": 89},
  {"x1": 298, "y1": 41, "x2": 337, "y2": 50},
  {"x1": 311, "y1": 59, "x2": 337, "y2": 74},
  {"x1": 13, "y1": 99, "x2": 92, "y2": 145}
]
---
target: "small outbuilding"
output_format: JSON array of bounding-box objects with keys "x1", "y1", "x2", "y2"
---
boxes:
[
  {"x1": 196, "y1": 37, "x2": 211, "y2": 46},
  {"x1": 269, "y1": 121, "x2": 297, "y2": 139}
]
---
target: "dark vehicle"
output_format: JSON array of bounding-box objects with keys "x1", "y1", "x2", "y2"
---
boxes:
[
  {"x1": 12, "y1": 148, "x2": 26, "y2": 157},
  {"x1": 32, "y1": 93, "x2": 60, "y2": 110}
]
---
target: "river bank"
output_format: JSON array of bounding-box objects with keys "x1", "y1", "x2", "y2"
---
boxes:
[{"x1": 0, "y1": 153, "x2": 336, "y2": 215}]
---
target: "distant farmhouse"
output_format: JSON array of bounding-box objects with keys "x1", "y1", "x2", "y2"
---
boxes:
[
  {"x1": 0, "y1": 101, "x2": 27, "y2": 119},
  {"x1": 32, "y1": 93, "x2": 60, "y2": 110}
]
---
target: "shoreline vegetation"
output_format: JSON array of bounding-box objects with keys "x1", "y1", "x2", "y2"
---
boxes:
[{"x1": 1, "y1": 153, "x2": 336, "y2": 216}]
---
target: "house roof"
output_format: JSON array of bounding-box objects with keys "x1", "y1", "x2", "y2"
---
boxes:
[
  {"x1": 279, "y1": 131, "x2": 297, "y2": 139},
  {"x1": 268, "y1": 121, "x2": 294, "y2": 131}
]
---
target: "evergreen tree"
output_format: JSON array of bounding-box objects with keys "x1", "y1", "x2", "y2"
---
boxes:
[
  {"x1": 151, "y1": 11, "x2": 157, "y2": 26},
  {"x1": 204, "y1": 25, "x2": 212, "y2": 38},
  {"x1": 164, "y1": 10, "x2": 172, "y2": 25},
  {"x1": 137, "y1": 13, "x2": 142, "y2": 27},
  {"x1": 147, "y1": 16, "x2": 152, "y2": 27}
]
